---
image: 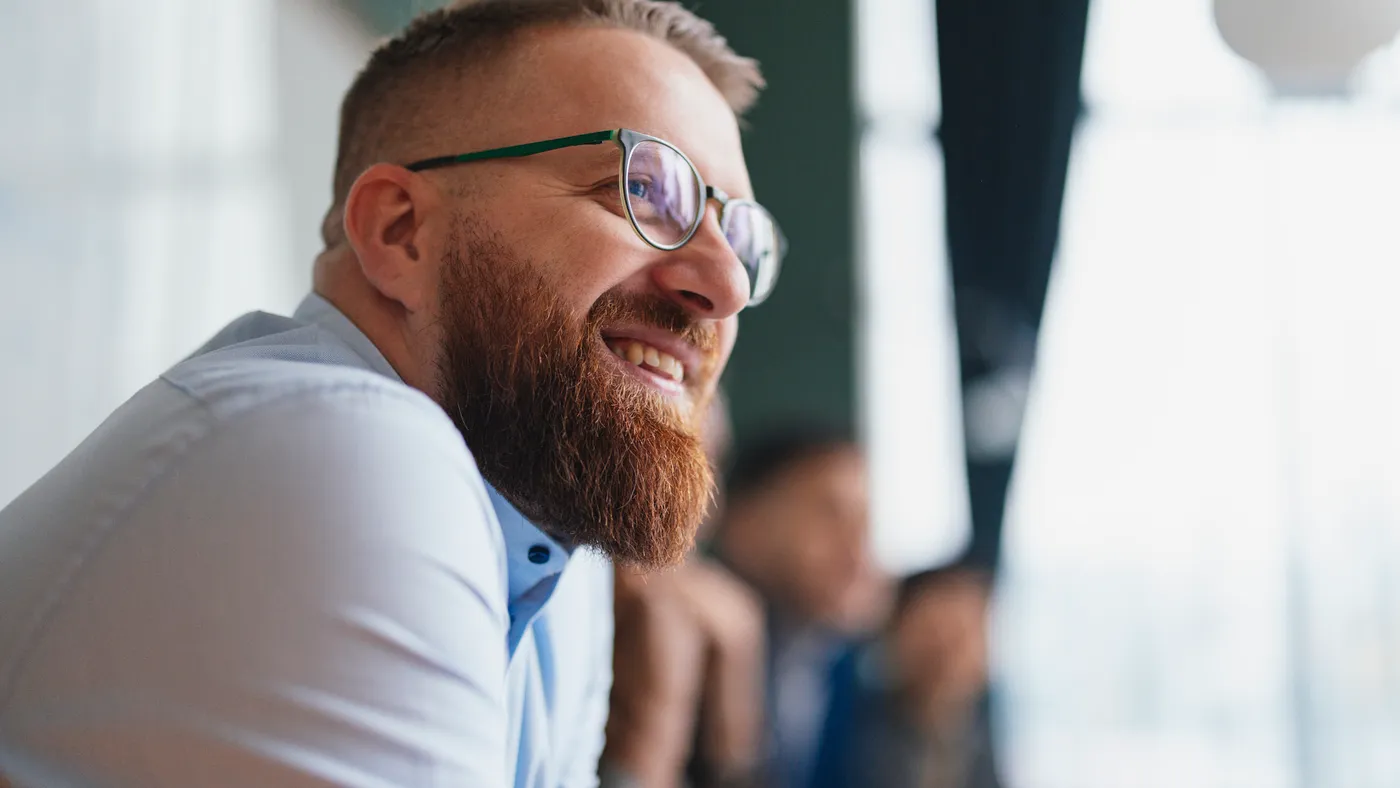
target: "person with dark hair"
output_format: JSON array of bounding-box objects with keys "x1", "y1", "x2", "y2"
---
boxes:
[
  {"x1": 813, "y1": 566, "x2": 1003, "y2": 788},
  {"x1": 712, "y1": 428, "x2": 890, "y2": 788},
  {"x1": 0, "y1": 1, "x2": 782, "y2": 785},
  {"x1": 718, "y1": 428, "x2": 887, "y2": 636}
]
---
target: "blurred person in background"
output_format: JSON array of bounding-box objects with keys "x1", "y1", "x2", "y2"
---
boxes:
[
  {"x1": 712, "y1": 429, "x2": 890, "y2": 788},
  {"x1": 604, "y1": 392, "x2": 769, "y2": 788},
  {"x1": 814, "y1": 565, "x2": 1001, "y2": 788},
  {"x1": 0, "y1": 1, "x2": 784, "y2": 785}
]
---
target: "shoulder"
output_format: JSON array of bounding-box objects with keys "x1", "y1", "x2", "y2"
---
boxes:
[
  {"x1": 156, "y1": 345, "x2": 487, "y2": 524},
  {"x1": 151, "y1": 348, "x2": 494, "y2": 542},
  {"x1": 164, "y1": 337, "x2": 429, "y2": 423},
  {"x1": 2, "y1": 354, "x2": 509, "y2": 688},
  {"x1": 0, "y1": 376, "x2": 517, "y2": 785},
  {"x1": 148, "y1": 362, "x2": 506, "y2": 585},
  {"x1": 1, "y1": 357, "x2": 514, "y2": 724}
]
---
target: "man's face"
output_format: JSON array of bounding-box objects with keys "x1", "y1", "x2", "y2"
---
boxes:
[
  {"x1": 729, "y1": 448, "x2": 887, "y2": 629},
  {"x1": 414, "y1": 28, "x2": 754, "y2": 568}
]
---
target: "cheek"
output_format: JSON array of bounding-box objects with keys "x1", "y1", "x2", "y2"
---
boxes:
[
  {"x1": 535, "y1": 254, "x2": 624, "y2": 316},
  {"x1": 559, "y1": 247, "x2": 644, "y2": 303},
  {"x1": 498, "y1": 200, "x2": 649, "y2": 309},
  {"x1": 714, "y1": 317, "x2": 739, "y2": 369},
  {"x1": 403, "y1": 280, "x2": 450, "y2": 374}
]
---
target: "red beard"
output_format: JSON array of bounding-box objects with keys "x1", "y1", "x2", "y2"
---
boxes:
[{"x1": 434, "y1": 218, "x2": 716, "y2": 569}]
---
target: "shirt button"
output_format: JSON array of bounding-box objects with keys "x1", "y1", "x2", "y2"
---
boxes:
[{"x1": 527, "y1": 544, "x2": 551, "y2": 564}]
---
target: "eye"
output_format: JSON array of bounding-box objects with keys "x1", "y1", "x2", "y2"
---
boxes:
[{"x1": 626, "y1": 178, "x2": 652, "y2": 200}]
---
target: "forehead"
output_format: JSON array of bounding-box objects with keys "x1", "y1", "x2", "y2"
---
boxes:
[{"x1": 467, "y1": 26, "x2": 753, "y2": 197}]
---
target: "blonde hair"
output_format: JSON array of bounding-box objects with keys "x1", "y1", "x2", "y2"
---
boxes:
[{"x1": 330, "y1": 0, "x2": 763, "y2": 225}]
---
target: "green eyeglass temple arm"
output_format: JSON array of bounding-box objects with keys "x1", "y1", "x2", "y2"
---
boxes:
[{"x1": 405, "y1": 129, "x2": 619, "y2": 172}]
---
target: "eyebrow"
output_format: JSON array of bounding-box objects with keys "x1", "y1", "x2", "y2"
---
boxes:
[{"x1": 527, "y1": 142, "x2": 618, "y2": 182}]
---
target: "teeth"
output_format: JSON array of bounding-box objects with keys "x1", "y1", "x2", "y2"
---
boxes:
[
  {"x1": 662, "y1": 353, "x2": 685, "y2": 383},
  {"x1": 607, "y1": 339, "x2": 686, "y2": 383}
]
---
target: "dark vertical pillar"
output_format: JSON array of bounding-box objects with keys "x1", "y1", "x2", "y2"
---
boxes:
[{"x1": 938, "y1": 0, "x2": 1091, "y2": 569}]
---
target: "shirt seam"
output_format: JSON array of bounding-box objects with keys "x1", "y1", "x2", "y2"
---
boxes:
[{"x1": 0, "y1": 378, "x2": 455, "y2": 711}]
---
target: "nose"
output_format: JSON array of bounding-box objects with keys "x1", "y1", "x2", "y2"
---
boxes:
[{"x1": 649, "y1": 206, "x2": 750, "y2": 320}]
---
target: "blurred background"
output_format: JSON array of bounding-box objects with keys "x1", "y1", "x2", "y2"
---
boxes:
[{"x1": 3, "y1": 0, "x2": 1400, "y2": 786}]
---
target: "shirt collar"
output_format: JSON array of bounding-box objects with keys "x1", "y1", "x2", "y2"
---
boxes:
[
  {"x1": 484, "y1": 486, "x2": 573, "y2": 654},
  {"x1": 294, "y1": 293, "x2": 402, "y2": 383},
  {"x1": 293, "y1": 293, "x2": 574, "y2": 648}
]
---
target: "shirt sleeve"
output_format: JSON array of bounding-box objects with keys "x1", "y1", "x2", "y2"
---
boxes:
[{"x1": 2, "y1": 384, "x2": 512, "y2": 787}]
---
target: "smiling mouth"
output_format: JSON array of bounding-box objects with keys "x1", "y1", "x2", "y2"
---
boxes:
[{"x1": 605, "y1": 338, "x2": 685, "y2": 384}]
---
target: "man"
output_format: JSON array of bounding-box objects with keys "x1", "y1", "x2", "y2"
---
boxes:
[
  {"x1": 712, "y1": 430, "x2": 889, "y2": 788},
  {"x1": 0, "y1": 1, "x2": 780, "y2": 785},
  {"x1": 814, "y1": 566, "x2": 1003, "y2": 788}
]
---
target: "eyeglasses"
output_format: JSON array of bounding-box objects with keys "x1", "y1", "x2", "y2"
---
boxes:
[{"x1": 405, "y1": 128, "x2": 785, "y2": 307}]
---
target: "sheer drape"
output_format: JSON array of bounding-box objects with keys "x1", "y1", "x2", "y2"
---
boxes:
[
  {"x1": 998, "y1": 2, "x2": 1400, "y2": 785},
  {"x1": 0, "y1": 1, "x2": 370, "y2": 504},
  {"x1": 857, "y1": 0, "x2": 971, "y2": 575}
]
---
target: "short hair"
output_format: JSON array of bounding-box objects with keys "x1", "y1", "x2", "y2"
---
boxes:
[
  {"x1": 330, "y1": 0, "x2": 764, "y2": 229},
  {"x1": 723, "y1": 424, "x2": 857, "y2": 504}
]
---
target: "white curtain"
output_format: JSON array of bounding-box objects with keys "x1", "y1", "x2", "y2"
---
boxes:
[
  {"x1": 997, "y1": 2, "x2": 1400, "y2": 786},
  {"x1": 856, "y1": 0, "x2": 971, "y2": 576},
  {"x1": 0, "y1": 0, "x2": 372, "y2": 505}
]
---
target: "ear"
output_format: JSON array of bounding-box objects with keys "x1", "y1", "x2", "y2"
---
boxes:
[{"x1": 342, "y1": 163, "x2": 442, "y2": 314}]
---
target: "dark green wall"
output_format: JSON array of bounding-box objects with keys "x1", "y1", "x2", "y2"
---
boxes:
[
  {"x1": 344, "y1": 0, "x2": 449, "y2": 34},
  {"x1": 689, "y1": 0, "x2": 857, "y2": 444}
]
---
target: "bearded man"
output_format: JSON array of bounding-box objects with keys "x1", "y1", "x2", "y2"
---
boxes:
[{"x1": 0, "y1": 2, "x2": 782, "y2": 785}]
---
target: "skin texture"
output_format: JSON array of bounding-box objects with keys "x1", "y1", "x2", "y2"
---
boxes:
[{"x1": 311, "y1": 25, "x2": 755, "y2": 567}]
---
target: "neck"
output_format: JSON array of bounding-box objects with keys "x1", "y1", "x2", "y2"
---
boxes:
[{"x1": 313, "y1": 245, "x2": 436, "y2": 396}]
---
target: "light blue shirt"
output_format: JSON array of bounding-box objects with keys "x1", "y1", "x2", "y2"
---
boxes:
[{"x1": 0, "y1": 295, "x2": 613, "y2": 787}]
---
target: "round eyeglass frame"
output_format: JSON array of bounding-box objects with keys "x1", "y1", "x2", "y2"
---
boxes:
[{"x1": 404, "y1": 128, "x2": 785, "y2": 307}]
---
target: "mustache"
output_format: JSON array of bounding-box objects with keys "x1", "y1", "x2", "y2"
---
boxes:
[{"x1": 587, "y1": 290, "x2": 721, "y2": 361}]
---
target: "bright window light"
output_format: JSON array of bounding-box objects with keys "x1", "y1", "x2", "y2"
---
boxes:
[
  {"x1": 0, "y1": 1, "x2": 364, "y2": 504},
  {"x1": 997, "y1": 3, "x2": 1400, "y2": 786},
  {"x1": 856, "y1": 0, "x2": 970, "y2": 576}
]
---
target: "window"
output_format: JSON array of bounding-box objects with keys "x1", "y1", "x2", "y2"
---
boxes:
[
  {"x1": 856, "y1": 0, "x2": 971, "y2": 576},
  {"x1": 0, "y1": 1, "x2": 371, "y2": 504},
  {"x1": 997, "y1": 2, "x2": 1400, "y2": 786}
]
